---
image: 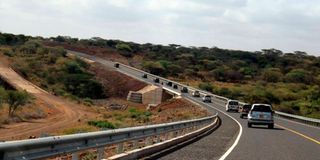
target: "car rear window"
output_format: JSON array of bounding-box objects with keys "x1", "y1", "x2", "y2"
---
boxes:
[
  {"x1": 243, "y1": 105, "x2": 251, "y2": 109},
  {"x1": 252, "y1": 105, "x2": 272, "y2": 112},
  {"x1": 229, "y1": 101, "x2": 239, "y2": 105}
]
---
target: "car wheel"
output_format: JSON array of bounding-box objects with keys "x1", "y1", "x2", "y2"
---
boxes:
[
  {"x1": 268, "y1": 124, "x2": 274, "y2": 129},
  {"x1": 226, "y1": 109, "x2": 229, "y2": 112},
  {"x1": 247, "y1": 123, "x2": 252, "y2": 128}
]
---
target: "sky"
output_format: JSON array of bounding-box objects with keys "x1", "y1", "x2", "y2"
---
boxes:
[{"x1": 0, "y1": 0, "x2": 319, "y2": 55}]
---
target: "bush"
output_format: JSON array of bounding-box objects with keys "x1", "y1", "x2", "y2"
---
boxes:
[
  {"x1": 198, "y1": 83, "x2": 214, "y2": 92},
  {"x1": 285, "y1": 69, "x2": 312, "y2": 84},
  {"x1": 142, "y1": 61, "x2": 166, "y2": 76},
  {"x1": 262, "y1": 68, "x2": 283, "y2": 82},
  {"x1": 116, "y1": 43, "x2": 133, "y2": 57},
  {"x1": 87, "y1": 120, "x2": 116, "y2": 129}
]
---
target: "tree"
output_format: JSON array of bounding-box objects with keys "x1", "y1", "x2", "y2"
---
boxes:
[
  {"x1": 211, "y1": 68, "x2": 226, "y2": 81},
  {"x1": 262, "y1": 68, "x2": 283, "y2": 82},
  {"x1": 285, "y1": 69, "x2": 312, "y2": 84},
  {"x1": 116, "y1": 43, "x2": 133, "y2": 57},
  {"x1": 0, "y1": 87, "x2": 7, "y2": 108},
  {"x1": 6, "y1": 90, "x2": 30, "y2": 117},
  {"x1": 142, "y1": 61, "x2": 166, "y2": 76},
  {"x1": 198, "y1": 83, "x2": 214, "y2": 92}
]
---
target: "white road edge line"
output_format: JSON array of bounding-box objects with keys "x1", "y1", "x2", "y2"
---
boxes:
[
  {"x1": 218, "y1": 112, "x2": 242, "y2": 160},
  {"x1": 186, "y1": 97, "x2": 243, "y2": 160}
]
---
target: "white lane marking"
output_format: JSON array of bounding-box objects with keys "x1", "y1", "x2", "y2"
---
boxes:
[
  {"x1": 186, "y1": 97, "x2": 243, "y2": 160},
  {"x1": 274, "y1": 116, "x2": 320, "y2": 130},
  {"x1": 218, "y1": 114, "x2": 242, "y2": 160}
]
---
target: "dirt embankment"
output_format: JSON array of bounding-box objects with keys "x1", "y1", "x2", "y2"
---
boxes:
[
  {"x1": 0, "y1": 60, "x2": 98, "y2": 140},
  {"x1": 89, "y1": 63, "x2": 147, "y2": 98}
]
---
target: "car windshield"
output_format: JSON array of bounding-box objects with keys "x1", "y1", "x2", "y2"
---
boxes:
[
  {"x1": 229, "y1": 101, "x2": 238, "y2": 105},
  {"x1": 205, "y1": 95, "x2": 211, "y2": 98},
  {"x1": 252, "y1": 105, "x2": 272, "y2": 112}
]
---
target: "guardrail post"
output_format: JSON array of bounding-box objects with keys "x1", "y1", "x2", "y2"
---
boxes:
[
  {"x1": 97, "y1": 147, "x2": 105, "y2": 160},
  {"x1": 117, "y1": 143, "x2": 124, "y2": 154},
  {"x1": 165, "y1": 132, "x2": 169, "y2": 140},
  {"x1": 72, "y1": 152, "x2": 79, "y2": 160},
  {"x1": 133, "y1": 140, "x2": 139, "y2": 149},
  {"x1": 145, "y1": 137, "x2": 152, "y2": 146},
  {"x1": 157, "y1": 135, "x2": 161, "y2": 143}
]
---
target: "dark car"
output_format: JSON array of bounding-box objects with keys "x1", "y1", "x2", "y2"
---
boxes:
[
  {"x1": 239, "y1": 104, "x2": 251, "y2": 118},
  {"x1": 114, "y1": 63, "x2": 119, "y2": 68},
  {"x1": 142, "y1": 74, "x2": 147, "y2": 78},
  {"x1": 181, "y1": 87, "x2": 188, "y2": 93},
  {"x1": 173, "y1": 84, "x2": 178, "y2": 89},
  {"x1": 166, "y1": 81, "x2": 172, "y2": 86},
  {"x1": 154, "y1": 78, "x2": 160, "y2": 83}
]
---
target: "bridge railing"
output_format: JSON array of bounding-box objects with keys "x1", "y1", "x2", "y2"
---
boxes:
[{"x1": 0, "y1": 114, "x2": 218, "y2": 160}]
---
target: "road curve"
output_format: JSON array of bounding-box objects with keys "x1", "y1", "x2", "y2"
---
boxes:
[{"x1": 69, "y1": 50, "x2": 320, "y2": 160}]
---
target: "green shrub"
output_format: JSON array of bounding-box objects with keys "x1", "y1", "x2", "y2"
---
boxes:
[
  {"x1": 83, "y1": 98, "x2": 94, "y2": 106},
  {"x1": 198, "y1": 82, "x2": 214, "y2": 92},
  {"x1": 262, "y1": 68, "x2": 283, "y2": 82},
  {"x1": 87, "y1": 120, "x2": 116, "y2": 129},
  {"x1": 63, "y1": 126, "x2": 96, "y2": 134}
]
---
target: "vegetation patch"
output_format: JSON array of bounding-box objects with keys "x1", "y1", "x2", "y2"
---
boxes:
[{"x1": 88, "y1": 120, "x2": 117, "y2": 129}]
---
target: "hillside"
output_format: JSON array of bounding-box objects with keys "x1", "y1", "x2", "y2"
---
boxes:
[
  {"x1": 41, "y1": 35, "x2": 320, "y2": 119},
  {"x1": 0, "y1": 33, "x2": 210, "y2": 140}
]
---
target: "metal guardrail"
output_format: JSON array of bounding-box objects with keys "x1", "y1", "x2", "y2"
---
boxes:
[
  {"x1": 0, "y1": 114, "x2": 217, "y2": 160},
  {"x1": 274, "y1": 111, "x2": 320, "y2": 127}
]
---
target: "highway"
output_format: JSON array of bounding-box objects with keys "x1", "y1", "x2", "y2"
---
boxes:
[{"x1": 70, "y1": 50, "x2": 320, "y2": 160}]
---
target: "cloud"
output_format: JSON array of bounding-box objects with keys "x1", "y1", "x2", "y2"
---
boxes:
[{"x1": 0, "y1": 0, "x2": 319, "y2": 55}]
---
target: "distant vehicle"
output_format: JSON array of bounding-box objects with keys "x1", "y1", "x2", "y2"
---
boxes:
[
  {"x1": 226, "y1": 100, "x2": 239, "y2": 112},
  {"x1": 142, "y1": 74, "x2": 147, "y2": 78},
  {"x1": 239, "y1": 104, "x2": 251, "y2": 118},
  {"x1": 202, "y1": 95, "x2": 212, "y2": 103},
  {"x1": 166, "y1": 81, "x2": 172, "y2": 86},
  {"x1": 114, "y1": 63, "x2": 119, "y2": 68},
  {"x1": 173, "y1": 84, "x2": 178, "y2": 89},
  {"x1": 154, "y1": 78, "x2": 160, "y2": 83},
  {"x1": 192, "y1": 90, "x2": 200, "y2": 97},
  {"x1": 248, "y1": 104, "x2": 274, "y2": 129},
  {"x1": 181, "y1": 87, "x2": 188, "y2": 93}
]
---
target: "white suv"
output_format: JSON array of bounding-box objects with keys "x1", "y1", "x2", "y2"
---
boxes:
[
  {"x1": 226, "y1": 100, "x2": 239, "y2": 112},
  {"x1": 248, "y1": 104, "x2": 274, "y2": 129}
]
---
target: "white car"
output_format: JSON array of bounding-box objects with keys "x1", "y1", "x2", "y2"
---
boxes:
[
  {"x1": 192, "y1": 90, "x2": 200, "y2": 97},
  {"x1": 202, "y1": 95, "x2": 212, "y2": 103},
  {"x1": 226, "y1": 100, "x2": 239, "y2": 112},
  {"x1": 247, "y1": 104, "x2": 274, "y2": 129}
]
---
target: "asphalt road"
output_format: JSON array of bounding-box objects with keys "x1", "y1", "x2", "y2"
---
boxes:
[{"x1": 70, "y1": 50, "x2": 320, "y2": 160}]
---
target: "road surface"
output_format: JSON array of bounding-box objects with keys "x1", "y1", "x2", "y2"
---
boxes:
[{"x1": 71, "y1": 50, "x2": 320, "y2": 160}]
